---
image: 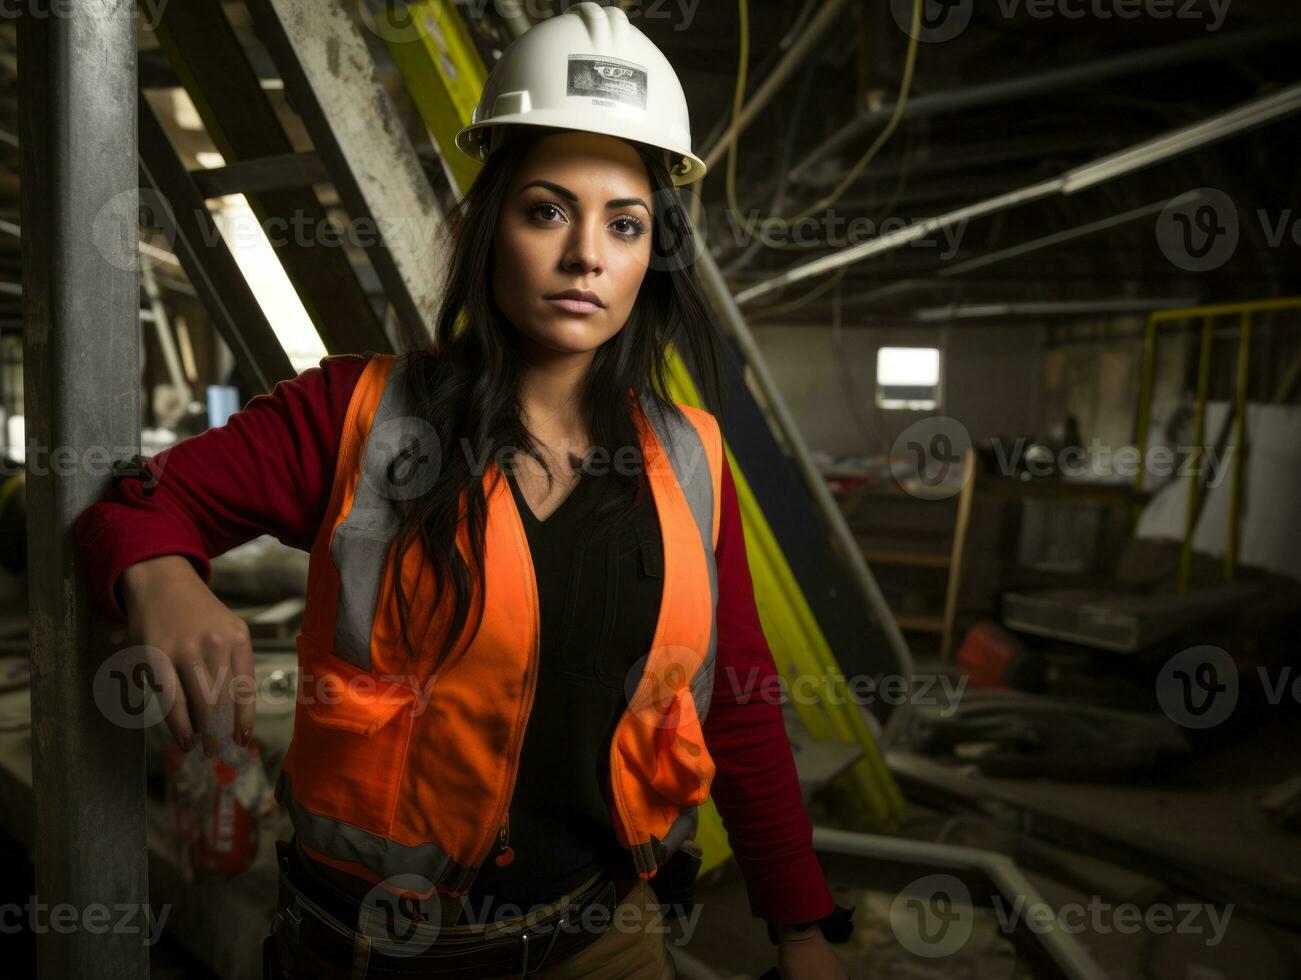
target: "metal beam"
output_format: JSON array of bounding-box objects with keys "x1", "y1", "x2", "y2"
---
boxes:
[
  {"x1": 825, "y1": 194, "x2": 1196, "y2": 311},
  {"x1": 244, "y1": 0, "x2": 448, "y2": 350},
  {"x1": 18, "y1": 2, "x2": 148, "y2": 975},
  {"x1": 790, "y1": 24, "x2": 1301, "y2": 183},
  {"x1": 152, "y1": 0, "x2": 392, "y2": 356},
  {"x1": 138, "y1": 95, "x2": 296, "y2": 395},
  {"x1": 914, "y1": 298, "x2": 1198, "y2": 321},
  {"x1": 736, "y1": 83, "x2": 1301, "y2": 305},
  {"x1": 813, "y1": 827, "x2": 1108, "y2": 980}
]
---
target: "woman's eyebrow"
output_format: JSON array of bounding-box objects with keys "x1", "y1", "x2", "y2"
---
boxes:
[{"x1": 519, "y1": 179, "x2": 649, "y2": 213}]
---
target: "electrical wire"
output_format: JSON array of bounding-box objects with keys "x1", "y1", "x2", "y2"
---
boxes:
[{"x1": 723, "y1": 0, "x2": 923, "y2": 246}]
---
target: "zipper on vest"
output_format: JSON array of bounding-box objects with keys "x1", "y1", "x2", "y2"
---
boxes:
[
  {"x1": 466, "y1": 535, "x2": 541, "y2": 881},
  {"x1": 492, "y1": 814, "x2": 514, "y2": 867}
]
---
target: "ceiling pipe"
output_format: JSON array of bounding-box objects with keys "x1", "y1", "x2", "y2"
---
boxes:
[
  {"x1": 914, "y1": 298, "x2": 1198, "y2": 320},
  {"x1": 735, "y1": 82, "x2": 1301, "y2": 305},
  {"x1": 789, "y1": 24, "x2": 1301, "y2": 183}
]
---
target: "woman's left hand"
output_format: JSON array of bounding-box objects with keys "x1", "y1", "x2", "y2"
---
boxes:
[{"x1": 776, "y1": 929, "x2": 851, "y2": 978}]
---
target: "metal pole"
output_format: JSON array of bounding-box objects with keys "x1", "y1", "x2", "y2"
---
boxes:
[
  {"x1": 19, "y1": 1, "x2": 149, "y2": 977},
  {"x1": 1178, "y1": 316, "x2": 1216, "y2": 593},
  {"x1": 1226, "y1": 312, "x2": 1252, "y2": 583},
  {"x1": 692, "y1": 247, "x2": 915, "y2": 682}
]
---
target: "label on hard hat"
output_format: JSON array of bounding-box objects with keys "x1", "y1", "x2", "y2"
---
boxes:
[{"x1": 567, "y1": 55, "x2": 647, "y2": 109}]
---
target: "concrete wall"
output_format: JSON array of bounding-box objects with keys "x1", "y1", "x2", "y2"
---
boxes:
[{"x1": 749, "y1": 323, "x2": 1043, "y2": 456}]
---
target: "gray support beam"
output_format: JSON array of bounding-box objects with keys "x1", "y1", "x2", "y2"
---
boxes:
[
  {"x1": 137, "y1": 94, "x2": 296, "y2": 394},
  {"x1": 18, "y1": 2, "x2": 149, "y2": 977},
  {"x1": 246, "y1": 0, "x2": 447, "y2": 350},
  {"x1": 152, "y1": 1, "x2": 393, "y2": 357}
]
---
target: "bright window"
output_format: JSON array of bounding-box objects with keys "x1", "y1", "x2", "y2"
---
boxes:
[{"x1": 875, "y1": 347, "x2": 941, "y2": 410}]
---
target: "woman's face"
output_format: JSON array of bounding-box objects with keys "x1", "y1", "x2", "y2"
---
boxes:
[{"x1": 493, "y1": 131, "x2": 655, "y2": 358}]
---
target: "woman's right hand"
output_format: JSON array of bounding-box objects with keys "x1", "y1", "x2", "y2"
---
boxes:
[{"x1": 119, "y1": 555, "x2": 256, "y2": 755}]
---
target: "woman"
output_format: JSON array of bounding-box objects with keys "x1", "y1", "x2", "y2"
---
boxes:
[{"x1": 75, "y1": 4, "x2": 852, "y2": 977}]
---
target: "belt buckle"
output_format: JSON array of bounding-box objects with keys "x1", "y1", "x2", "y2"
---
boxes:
[
  {"x1": 517, "y1": 914, "x2": 565, "y2": 978},
  {"x1": 275, "y1": 899, "x2": 303, "y2": 941}
]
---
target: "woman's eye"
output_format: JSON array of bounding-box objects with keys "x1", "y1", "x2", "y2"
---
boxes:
[
  {"x1": 612, "y1": 216, "x2": 647, "y2": 238},
  {"x1": 528, "y1": 202, "x2": 565, "y2": 223}
]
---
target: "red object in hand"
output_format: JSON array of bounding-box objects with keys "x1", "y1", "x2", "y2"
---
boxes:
[{"x1": 165, "y1": 741, "x2": 261, "y2": 878}]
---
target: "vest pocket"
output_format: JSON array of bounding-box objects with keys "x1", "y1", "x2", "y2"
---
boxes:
[
  {"x1": 625, "y1": 684, "x2": 715, "y2": 808},
  {"x1": 298, "y1": 635, "x2": 417, "y2": 737}
]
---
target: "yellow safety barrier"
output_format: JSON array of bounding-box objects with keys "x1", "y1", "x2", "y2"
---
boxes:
[{"x1": 1135, "y1": 297, "x2": 1301, "y2": 590}]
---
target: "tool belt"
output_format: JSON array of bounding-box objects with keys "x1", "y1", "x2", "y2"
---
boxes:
[{"x1": 264, "y1": 838, "x2": 639, "y2": 979}]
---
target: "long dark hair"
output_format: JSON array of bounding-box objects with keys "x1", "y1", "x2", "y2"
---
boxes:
[{"x1": 388, "y1": 129, "x2": 724, "y2": 670}]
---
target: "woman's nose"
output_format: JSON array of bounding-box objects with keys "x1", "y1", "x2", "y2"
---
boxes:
[{"x1": 560, "y1": 220, "x2": 603, "y2": 275}]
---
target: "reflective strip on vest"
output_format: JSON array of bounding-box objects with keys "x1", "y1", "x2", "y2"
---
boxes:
[{"x1": 280, "y1": 352, "x2": 722, "y2": 892}]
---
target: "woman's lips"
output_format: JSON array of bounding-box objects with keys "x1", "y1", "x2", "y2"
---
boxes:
[{"x1": 546, "y1": 297, "x2": 602, "y2": 315}]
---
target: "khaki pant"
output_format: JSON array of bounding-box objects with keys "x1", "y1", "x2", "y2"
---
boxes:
[{"x1": 515, "y1": 880, "x2": 676, "y2": 980}]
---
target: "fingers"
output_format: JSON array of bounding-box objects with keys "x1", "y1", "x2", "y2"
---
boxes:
[
  {"x1": 155, "y1": 654, "x2": 194, "y2": 750},
  {"x1": 229, "y1": 625, "x2": 256, "y2": 747},
  {"x1": 173, "y1": 648, "x2": 213, "y2": 754}
]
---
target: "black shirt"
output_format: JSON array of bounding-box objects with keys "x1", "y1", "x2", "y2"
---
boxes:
[{"x1": 455, "y1": 459, "x2": 664, "y2": 921}]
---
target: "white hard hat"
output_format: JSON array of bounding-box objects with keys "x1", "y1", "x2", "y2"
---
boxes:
[{"x1": 455, "y1": 2, "x2": 706, "y2": 186}]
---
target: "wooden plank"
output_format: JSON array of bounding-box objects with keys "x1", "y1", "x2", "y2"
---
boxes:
[
  {"x1": 862, "y1": 547, "x2": 952, "y2": 569},
  {"x1": 893, "y1": 614, "x2": 946, "y2": 634},
  {"x1": 941, "y1": 448, "x2": 978, "y2": 660}
]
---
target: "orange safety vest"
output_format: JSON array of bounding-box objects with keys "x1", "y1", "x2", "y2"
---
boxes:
[{"x1": 275, "y1": 352, "x2": 723, "y2": 897}]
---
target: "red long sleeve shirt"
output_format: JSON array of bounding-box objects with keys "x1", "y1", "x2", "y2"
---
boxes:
[{"x1": 72, "y1": 354, "x2": 836, "y2": 926}]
